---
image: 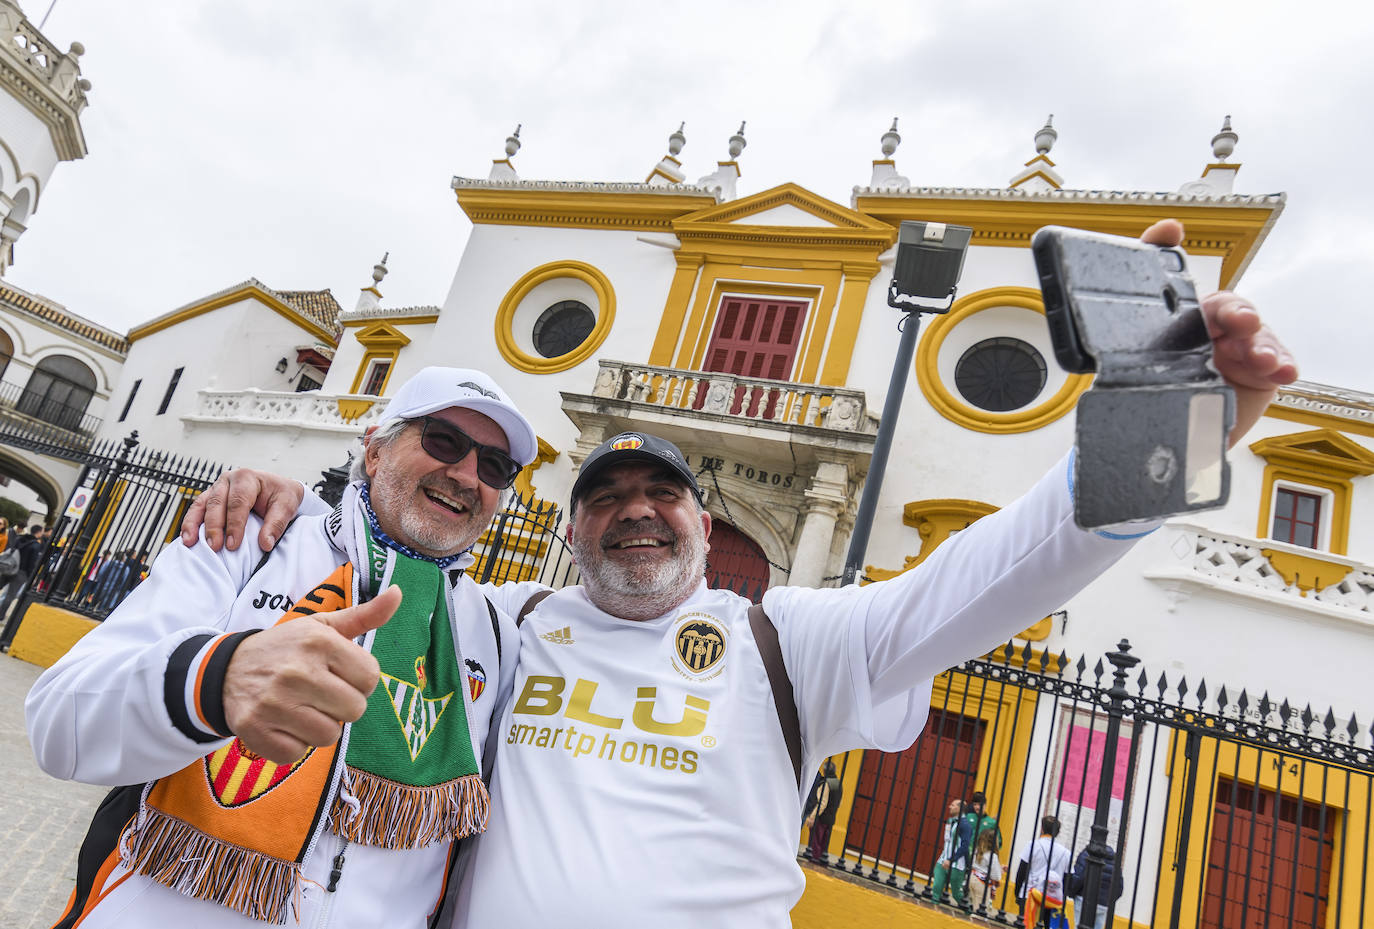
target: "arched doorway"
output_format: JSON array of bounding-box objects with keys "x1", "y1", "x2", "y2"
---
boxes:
[
  {"x1": 706, "y1": 521, "x2": 770, "y2": 600},
  {"x1": 18, "y1": 354, "x2": 96, "y2": 431}
]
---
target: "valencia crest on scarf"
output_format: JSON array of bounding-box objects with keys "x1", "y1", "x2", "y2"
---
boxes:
[{"x1": 120, "y1": 483, "x2": 489, "y2": 924}]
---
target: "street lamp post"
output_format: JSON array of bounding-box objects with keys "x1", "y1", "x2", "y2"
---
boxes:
[{"x1": 841, "y1": 221, "x2": 971, "y2": 587}]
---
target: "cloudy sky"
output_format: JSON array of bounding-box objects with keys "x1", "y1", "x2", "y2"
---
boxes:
[{"x1": 14, "y1": 0, "x2": 1374, "y2": 391}]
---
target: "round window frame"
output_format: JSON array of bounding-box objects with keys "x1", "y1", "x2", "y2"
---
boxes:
[
  {"x1": 916, "y1": 286, "x2": 1091, "y2": 434},
  {"x1": 495, "y1": 260, "x2": 616, "y2": 374}
]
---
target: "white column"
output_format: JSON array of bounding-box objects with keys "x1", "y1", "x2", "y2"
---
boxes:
[{"x1": 789, "y1": 460, "x2": 851, "y2": 588}]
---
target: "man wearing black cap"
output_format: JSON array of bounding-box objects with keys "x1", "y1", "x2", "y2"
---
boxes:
[{"x1": 176, "y1": 267, "x2": 1297, "y2": 928}]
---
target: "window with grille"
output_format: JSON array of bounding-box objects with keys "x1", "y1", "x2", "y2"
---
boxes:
[
  {"x1": 954, "y1": 337, "x2": 1047, "y2": 412},
  {"x1": 532, "y1": 300, "x2": 595, "y2": 358},
  {"x1": 362, "y1": 360, "x2": 391, "y2": 396},
  {"x1": 1271, "y1": 487, "x2": 1323, "y2": 549}
]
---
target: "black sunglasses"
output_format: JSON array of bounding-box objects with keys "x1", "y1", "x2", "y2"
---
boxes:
[{"x1": 416, "y1": 417, "x2": 521, "y2": 489}]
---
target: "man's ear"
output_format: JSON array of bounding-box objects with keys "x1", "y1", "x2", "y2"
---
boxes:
[
  {"x1": 700, "y1": 509, "x2": 712, "y2": 555},
  {"x1": 362, "y1": 426, "x2": 382, "y2": 480}
]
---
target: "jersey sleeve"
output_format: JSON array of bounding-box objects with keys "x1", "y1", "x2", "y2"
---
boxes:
[
  {"x1": 764, "y1": 452, "x2": 1157, "y2": 765},
  {"x1": 25, "y1": 522, "x2": 267, "y2": 785}
]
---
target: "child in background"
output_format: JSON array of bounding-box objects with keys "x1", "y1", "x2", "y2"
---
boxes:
[{"x1": 967, "y1": 824, "x2": 1003, "y2": 911}]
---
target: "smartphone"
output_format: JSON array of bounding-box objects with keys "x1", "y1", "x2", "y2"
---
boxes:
[{"x1": 1032, "y1": 226, "x2": 1234, "y2": 528}]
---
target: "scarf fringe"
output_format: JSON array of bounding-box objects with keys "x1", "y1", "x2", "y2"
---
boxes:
[
  {"x1": 124, "y1": 807, "x2": 297, "y2": 925},
  {"x1": 330, "y1": 767, "x2": 489, "y2": 848}
]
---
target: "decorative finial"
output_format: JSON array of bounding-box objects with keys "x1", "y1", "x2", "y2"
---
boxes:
[
  {"x1": 68, "y1": 42, "x2": 85, "y2": 57},
  {"x1": 668, "y1": 122, "x2": 686, "y2": 156},
  {"x1": 372, "y1": 253, "x2": 389, "y2": 286},
  {"x1": 1211, "y1": 115, "x2": 1238, "y2": 161},
  {"x1": 881, "y1": 118, "x2": 901, "y2": 157},
  {"x1": 1034, "y1": 115, "x2": 1057, "y2": 155},
  {"x1": 504, "y1": 124, "x2": 522, "y2": 158},
  {"x1": 728, "y1": 121, "x2": 747, "y2": 159}
]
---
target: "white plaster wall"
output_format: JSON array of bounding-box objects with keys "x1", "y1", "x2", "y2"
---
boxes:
[
  {"x1": 103, "y1": 297, "x2": 335, "y2": 454},
  {"x1": 426, "y1": 223, "x2": 680, "y2": 457},
  {"x1": 0, "y1": 92, "x2": 59, "y2": 205}
]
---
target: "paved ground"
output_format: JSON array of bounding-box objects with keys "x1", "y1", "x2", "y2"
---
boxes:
[{"x1": 0, "y1": 654, "x2": 107, "y2": 929}]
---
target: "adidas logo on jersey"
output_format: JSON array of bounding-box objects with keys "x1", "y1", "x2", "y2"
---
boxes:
[{"x1": 541, "y1": 625, "x2": 575, "y2": 645}]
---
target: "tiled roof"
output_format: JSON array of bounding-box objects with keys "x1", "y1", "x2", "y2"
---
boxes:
[
  {"x1": 0, "y1": 283, "x2": 129, "y2": 355},
  {"x1": 274, "y1": 289, "x2": 343, "y2": 339}
]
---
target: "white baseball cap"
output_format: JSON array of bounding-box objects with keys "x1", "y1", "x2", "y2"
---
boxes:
[{"x1": 377, "y1": 367, "x2": 538, "y2": 466}]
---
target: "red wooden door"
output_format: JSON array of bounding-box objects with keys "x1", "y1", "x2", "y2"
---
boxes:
[
  {"x1": 1202, "y1": 777, "x2": 1334, "y2": 929},
  {"x1": 705, "y1": 522, "x2": 770, "y2": 600},
  {"x1": 698, "y1": 297, "x2": 807, "y2": 418},
  {"x1": 844, "y1": 710, "x2": 986, "y2": 873}
]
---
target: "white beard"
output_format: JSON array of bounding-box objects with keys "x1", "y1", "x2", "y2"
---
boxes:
[{"x1": 572, "y1": 521, "x2": 707, "y2": 621}]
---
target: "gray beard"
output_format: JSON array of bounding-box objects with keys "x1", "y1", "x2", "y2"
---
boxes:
[{"x1": 572, "y1": 525, "x2": 707, "y2": 621}]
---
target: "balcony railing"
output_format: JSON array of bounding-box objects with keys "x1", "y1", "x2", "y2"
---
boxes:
[
  {"x1": 1149, "y1": 522, "x2": 1374, "y2": 621},
  {"x1": 0, "y1": 379, "x2": 101, "y2": 457},
  {"x1": 590, "y1": 360, "x2": 876, "y2": 433},
  {"x1": 193, "y1": 388, "x2": 385, "y2": 430}
]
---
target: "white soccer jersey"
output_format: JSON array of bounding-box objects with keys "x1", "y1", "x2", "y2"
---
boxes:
[{"x1": 459, "y1": 455, "x2": 1150, "y2": 928}]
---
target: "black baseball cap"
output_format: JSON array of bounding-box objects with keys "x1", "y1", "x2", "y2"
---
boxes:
[{"x1": 570, "y1": 432, "x2": 703, "y2": 510}]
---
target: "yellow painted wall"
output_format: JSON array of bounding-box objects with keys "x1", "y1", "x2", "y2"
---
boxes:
[{"x1": 9, "y1": 604, "x2": 98, "y2": 668}]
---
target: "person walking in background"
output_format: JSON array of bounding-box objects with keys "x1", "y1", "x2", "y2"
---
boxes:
[
  {"x1": 805, "y1": 761, "x2": 842, "y2": 864},
  {"x1": 0, "y1": 524, "x2": 44, "y2": 647},
  {"x1": 967, "y1": 822, "x2": 1003, "y2": 913},
  {"x1": 930, "y1": 798, "x2": 972, "y2": 904},
  {"x1": 1066, "y1": 843, "x2": 1123, "y2": 929},
  {"x1": 1015, "y1": 815, "x2": 1071, "y2": 927}
]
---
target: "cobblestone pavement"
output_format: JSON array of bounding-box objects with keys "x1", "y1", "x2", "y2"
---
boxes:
[{"x1": 0, "y1": 654, "x2": 107, "y2": 929}]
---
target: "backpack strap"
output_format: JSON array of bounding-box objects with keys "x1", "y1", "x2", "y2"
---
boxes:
[
  {"x1": 517, "y1": 589, "x2": 554, "y2": 626},
  {"x1": 748, "y1": 602, "x2": 802, "y2": 788}
]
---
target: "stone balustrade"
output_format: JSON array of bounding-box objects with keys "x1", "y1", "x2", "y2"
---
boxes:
[
  {"x1": 194, "y1": 389, "x2": 383, "y2": 430},
  {"x1": 0, "y1": 0, "x2": 89, "y2": 110},
  {"x1": 590, "y1": 360, "x2": 875, "y2": 433},
  {"x1": 1155, "y1": 523, "x2": 1374, "y2": 620}
]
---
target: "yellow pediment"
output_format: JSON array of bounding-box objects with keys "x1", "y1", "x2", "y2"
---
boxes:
[
  {"x1": 676, "y1": 182, "x2": 894, "y2": 238},
  {"x1": 354, "y1": 321, "x2": 412, "y2": 350},
  {"x1": 1250, "y1": 429, "x2": 1374, "y2": 479}
]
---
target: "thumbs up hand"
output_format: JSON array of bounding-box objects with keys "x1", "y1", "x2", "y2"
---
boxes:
[{"x1": 223, "y1": 587, "x2": 401, "y2": 764}]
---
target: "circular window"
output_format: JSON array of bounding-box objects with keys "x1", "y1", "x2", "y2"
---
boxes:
[
  {"x1": 532, "y1": 300, "x2": 596, "y2": 358},
  {"x1": 954, "y1": 337, "x2": 1047, "y2": 412}
]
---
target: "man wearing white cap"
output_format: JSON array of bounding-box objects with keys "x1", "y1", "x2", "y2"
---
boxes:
[{"x1": 26, "y1": 367, "x2": 537, "y2": 929}]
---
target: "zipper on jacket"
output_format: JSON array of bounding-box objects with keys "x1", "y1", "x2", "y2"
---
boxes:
[{"x1": 326, "y1": 838, "x2": 350, "y2": 892}]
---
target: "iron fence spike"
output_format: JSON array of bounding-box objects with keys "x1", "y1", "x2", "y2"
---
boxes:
[
  {"x1": 1237, "y1": 688, "x2": 1249, "y2": 713},
  {"x1": 1299, "y1": 703, "x2": 1312, "y2": 729},
  {"x1": 1092, "y1": 658, "x2": 1105, "y2": 682},
  {"x1": 1074, "y1": 654, "x2": 1087, "y2": 680},
  {"x1": 1057, "y1": 650, "x2": 1069, "y2": 675},
  {"x1": 1259, "y1": 692, "x2": 1272, "y2": 717},
  {"x1": 1023, "y1": 640, "x2": 1036, "y2": 664},
  {"x1": 1196, "y1": 678, "x2": 1207, "y2": 709},
  {"x1": 1348, "y1": 714, "x2": 1360, "y2": 739},
  {"x1": 1280, "y1": 699, "x2": 1293, "y2": 723},
  {"x1": 1176, "y1": 675, "x2": 1189, "y2": 701},
  {"x1": 1136, "y1": 667, "x2": 1149, "y2": 694},
  {"x1": 1157, "y1": 671, "x2": 1169, "y2": 699},
  {"x1": 1216, "y1": 684, "x2": 1228, "y2": 711},
  {"x1": 1323, "y1": 708, "x2": 1337, "y2": 735}
]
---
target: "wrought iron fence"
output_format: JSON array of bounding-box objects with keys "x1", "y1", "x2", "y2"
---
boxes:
[
  {"x1": 0, "y1": 431, "x2": 223, "y2": 645},
  {"x1": 818, "y1": 639, "x2": 1373, "y2": 929}
]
